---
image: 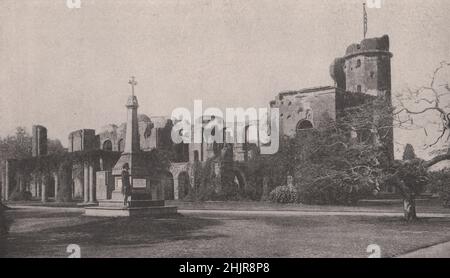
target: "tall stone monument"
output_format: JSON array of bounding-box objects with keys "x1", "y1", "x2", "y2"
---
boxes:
[
  {"x1": 85, "y1": 77, "x2": 177, "y2": 217},
  {"x1": 110, "y1": 76, "x2": 152, "y2": 199}
]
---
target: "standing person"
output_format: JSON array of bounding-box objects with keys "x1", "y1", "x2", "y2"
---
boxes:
[{"x1": 121, "y1": 163, "x2": 131, "y2": 207}]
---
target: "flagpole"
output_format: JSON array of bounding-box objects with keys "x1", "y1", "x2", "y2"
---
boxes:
[{"x1": 363, "y1": 3, "x2": 367, "y2": 39}]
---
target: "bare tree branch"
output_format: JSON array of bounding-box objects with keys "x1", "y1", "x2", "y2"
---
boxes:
[
  {"x1": 424, "y1": 153, "x2": 450, "y2": 168},
  {"x1": 394, "y1": 62, "x2": 450, "y2": 148}
]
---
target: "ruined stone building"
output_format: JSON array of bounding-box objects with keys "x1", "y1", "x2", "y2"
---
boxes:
[{"x1": 0, "y1": 35, "x2": 394, "y2": 203}]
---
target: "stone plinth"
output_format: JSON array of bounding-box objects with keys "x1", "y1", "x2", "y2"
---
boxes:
[
  {"x1": 84, "y1": 193, "x2": 177, "y2": 217},
  {"x1": 84, "y1": 205, "x2": 177, "y2": 217}
]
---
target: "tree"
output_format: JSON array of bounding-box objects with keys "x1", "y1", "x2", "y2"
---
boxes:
[
  {"x1": 395, "y1": 61, "x2": 450, "y2": 151},
  {"x1": 392, "y1": 62, "x2": 450, "y2": 220},
  {"x1": 0, "y1": 127, "x2": 32, "y2": 161},
  {"x1": 385, "y1": 159, "x2": 429, "y2": 221},
  {"x1": 402, "y1": 144, "x2": 417, "y2": 161},
  {"x1": 256, "y1": 70, "x2": 447, "y2": 220},
  {"x1": 0, "y1": 127, "x2": 67, "y2": 162},
  {"x1": 256, "y1": 96, "x2": 392, "y2": 205},
  {"x1": 293, "y1": 97, "x2": 391, "y2": 205}
]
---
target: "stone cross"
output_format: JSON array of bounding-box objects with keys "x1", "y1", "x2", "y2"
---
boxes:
[{"x1": 128, "y1": 76, "x2": 138, "y2": 96}]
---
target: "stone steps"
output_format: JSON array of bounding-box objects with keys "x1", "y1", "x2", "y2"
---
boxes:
[
  {"x1": 98, "y1": 199, "x2": 165, "y2": 208},
  {"x1": 84, "y1": 205, "x2": 178, "y2": 217}
]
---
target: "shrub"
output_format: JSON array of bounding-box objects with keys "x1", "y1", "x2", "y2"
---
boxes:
[
  {"x1": 9, "y1": 191, "x2": 32, "y2": 201},
  {"x1": 181, "y1": 190, "x2": 197, "y2": 202},
  {"x1": 269, "y1": 185, "x2": 298, "y2": 204},
  {"x1": 297, "y1": 171, "x2": 373, "y2": 205},
  {"x1": 183, "y1": 185, "x2": 261, "y2": 202},
  {"x1": 197, "y1": 185, "x2": 223, "y2": 201},
  {"x1": 238, "y1": 186, "x2": 260, "y2": 201},
  {"x1": 428, "y1": 170, "x2": 450, "y2": 208},
  {"x1": 183, "y1": 184, "x2": 238, "y2": 202},
  {"x1": 441, "y1": 189, "x2": 450, "y2": 208}
]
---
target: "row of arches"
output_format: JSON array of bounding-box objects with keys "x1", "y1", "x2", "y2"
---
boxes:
[
  {"x1": 102, "y1": 120, "x2": 314, "y2": 153},
  {"x1": 159, "y1": 171, "x2": 190, "y2": 200},
  {"x1": 161, "y1": 169, "x2": 247, "y2": 200}
]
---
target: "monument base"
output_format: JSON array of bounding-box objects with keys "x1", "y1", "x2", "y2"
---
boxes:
[
  {"x1": 84, "y1": 205, "x2": 178, "y2": 217},
  {"x1": 84, "y1": 192, "x2": 177, "y2": 217}
]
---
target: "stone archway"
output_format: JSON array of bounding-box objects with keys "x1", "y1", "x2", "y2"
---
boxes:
[
  {"x1": 232, "y1": 168, "x2": 247, "y2": 191},
  {"x1": 102, "y1": 140, "x2": 112, "y2": 151},
  {"x1": 178, "y1": 171, "x2": 190, "y2": 200},
  {"x1": 46, "y1": 174, "x2": 56, "y2": 199},
  {"x1": 118, "y1": 139, "x2": 124, "y2": 153},
  {"x1": 162, "y1": 172, "x2": 174, "y2": 200}
]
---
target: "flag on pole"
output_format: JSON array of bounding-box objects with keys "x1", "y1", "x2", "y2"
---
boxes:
[{"x1": 363, "y1": 3, "x2": 368, "y2": 38}]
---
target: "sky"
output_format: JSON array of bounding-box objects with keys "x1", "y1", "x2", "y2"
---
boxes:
[{"x1": 0, "y1": 0, "x2": 449, "y2": 159}]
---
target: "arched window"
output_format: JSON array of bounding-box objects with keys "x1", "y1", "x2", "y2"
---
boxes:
[
  {"x1": 357, "y1": 85, "x2": 362, "y2": 93},
  {"x1": 118, "y1": 139, "x2": 124, "y2": 153},
  {"x1": 356, "y1": 59, "x2": 361, "y2": 68},
  {"x1": 102, "y1": 140, "x2": 112, "y2": 151},
  {"x1": 296, "y1": 120, "x2": 313, "y2": 132}
]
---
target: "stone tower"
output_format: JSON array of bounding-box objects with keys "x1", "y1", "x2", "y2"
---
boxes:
[
  {"x1": 32, "y1": 125, "x2": 47, "y2": 157},
  {"x1": 330, "y1": 35, "x2": 394, "y2": 163},
  {"x1": 331, "y1": 35, "x2": 393, "y2": 99}
]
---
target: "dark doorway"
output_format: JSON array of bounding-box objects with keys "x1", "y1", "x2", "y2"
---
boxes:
[
  {"x1": 296, "y1": 120, "x2": 313, "y2": 132},
  {"x1": 103, "y1": 140, "x2": 113, "y2": 151}
]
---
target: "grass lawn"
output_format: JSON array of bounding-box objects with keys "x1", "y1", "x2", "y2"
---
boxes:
[
  {"x1": 7, "y1": 197, "x2": 449, "y2": 213},
  {"x1": 4, "y1": 207, "x2": 450, "y2": 258}
]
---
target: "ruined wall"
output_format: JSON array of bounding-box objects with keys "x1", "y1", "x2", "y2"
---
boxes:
[
  {"x1": 68, "y1": 129, "x2": 97, "y2": 152},
  {"x1": 271, "y1": 86, "x2": 337, "y2": 137},
  {"x1": 72, "y1": 162, "x2": 84, "y2": 200},
  {"x1": 95, "y1": 114, "x2": 172, "y2": 153},
  {"x1": 97, "y1": 124, "x2": 122, "y2": 152},
  {"x1": 141, "y1": 116, "x2": 172, "y2": 151},
  {"x1": 32, "y1": 125, "x2": 47, "y2": 157},
  {"x1": 0, "y1": 160, "x2": 17, "y2": 201}
]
